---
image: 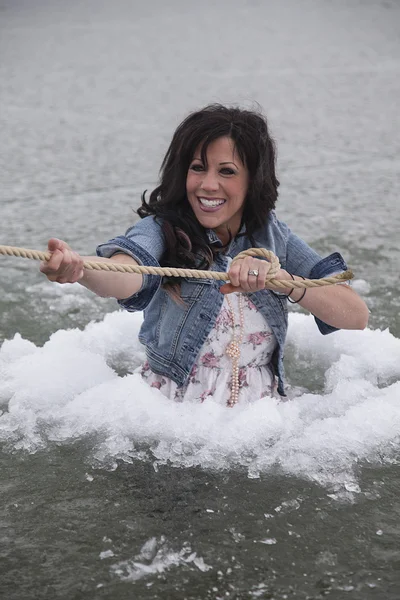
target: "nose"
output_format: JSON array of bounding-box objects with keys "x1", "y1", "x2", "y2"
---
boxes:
[{"x1": 200, "y1": 170, "x2": 219, "y2": 192}]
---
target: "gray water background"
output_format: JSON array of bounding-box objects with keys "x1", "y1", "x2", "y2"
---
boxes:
[{"x1": 1, "y1": 0, "x2": 400, "y2": 598}]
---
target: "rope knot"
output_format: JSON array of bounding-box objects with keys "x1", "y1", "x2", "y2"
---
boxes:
[{"x1": 231, "y1": 248, "x2": 281, "y2": 280}]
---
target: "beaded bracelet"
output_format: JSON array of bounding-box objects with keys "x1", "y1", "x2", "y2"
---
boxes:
[{"x1": 287, "y1": 274, "x2": 307, "y2": 304}]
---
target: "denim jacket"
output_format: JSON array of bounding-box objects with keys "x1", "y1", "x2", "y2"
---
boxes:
[{"x1": 97, "y1": 212, "x2": 347, "y2": 395}]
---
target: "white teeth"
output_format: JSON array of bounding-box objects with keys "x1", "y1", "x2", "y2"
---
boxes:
[{"x1": 199, "y1": 198, "x2": 225, "y2": 207}]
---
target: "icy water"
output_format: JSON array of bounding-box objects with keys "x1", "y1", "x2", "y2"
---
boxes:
[{"x1": 1, "y1": 0, "x2": 400, "y2": 598}]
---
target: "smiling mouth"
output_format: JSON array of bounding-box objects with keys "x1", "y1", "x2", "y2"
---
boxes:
[{"x1": 198, "y1": 197, "x2": 226, "y2": 208}]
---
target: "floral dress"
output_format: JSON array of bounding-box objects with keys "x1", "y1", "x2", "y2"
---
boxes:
[{"x1": 140, "y1": 293, "x2": 277, "y2": 406}]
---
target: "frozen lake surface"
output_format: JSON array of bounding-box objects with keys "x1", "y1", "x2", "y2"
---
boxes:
[{"x1": 1, "y1": 0, "x2": 400, "y2": 598}]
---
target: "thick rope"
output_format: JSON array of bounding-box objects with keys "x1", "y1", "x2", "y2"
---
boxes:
[{"x1": 0, "y1": 244, "x2": 353, "y2": 289}]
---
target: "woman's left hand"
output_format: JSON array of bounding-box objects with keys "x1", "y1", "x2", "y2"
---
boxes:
[{"x1": 220, "y1": 257, "x2": 281, "y2": 294}]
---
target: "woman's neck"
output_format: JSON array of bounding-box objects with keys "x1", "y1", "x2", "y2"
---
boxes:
[{"x1": 213, "y1": 225, "x2": 239, "y2": 246}]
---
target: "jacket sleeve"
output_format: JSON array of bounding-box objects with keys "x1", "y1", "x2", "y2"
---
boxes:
[
  {"x1": 96, "y1": 216, "x2": 165, "y2": 311},
  {"x1": 285, "y1": 227, "x2": 348, "y2": 336}
]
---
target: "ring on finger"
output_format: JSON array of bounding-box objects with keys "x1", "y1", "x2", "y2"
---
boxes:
[{"x1": 248, "y1": 269, "x2": 259, "y2": 277}]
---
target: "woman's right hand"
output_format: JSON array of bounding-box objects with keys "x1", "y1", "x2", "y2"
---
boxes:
[{"x1": 40, "y1": 238, "x2": 84, "y2": 284}]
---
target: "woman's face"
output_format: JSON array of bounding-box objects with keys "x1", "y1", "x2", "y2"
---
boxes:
[{"x1": 186, "y1": 136, "x2": 249, "y2": 245}]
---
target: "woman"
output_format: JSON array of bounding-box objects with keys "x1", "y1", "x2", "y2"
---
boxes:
[{"x1": 40, "y1": 104, "x2": 369, "y2": 406}]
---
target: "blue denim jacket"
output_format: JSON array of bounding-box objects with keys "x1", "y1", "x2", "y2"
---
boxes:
[{"x1": 97, "y1": 212, "x2": 347, "y2": 395}]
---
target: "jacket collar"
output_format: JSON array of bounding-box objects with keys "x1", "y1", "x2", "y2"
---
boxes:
[{"x1": 206, "y1": 223, "x2": 246, "y2": 247}]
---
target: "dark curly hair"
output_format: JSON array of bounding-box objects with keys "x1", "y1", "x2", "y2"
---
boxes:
[{"x1": 138, "y1": 104, "x2": 280, "y2": 270}]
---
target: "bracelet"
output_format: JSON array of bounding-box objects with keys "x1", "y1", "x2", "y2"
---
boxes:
[
  {"x1": 273, "y1": 274, "x2": 294, "y2": 298},
  {"x1": 287, "y1": 274, "x2": 307, "y2": 304}
]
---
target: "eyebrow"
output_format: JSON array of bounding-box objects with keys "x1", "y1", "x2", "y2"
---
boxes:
[
  {"x1": 220, "y1": 161, "x2": 238, "y2": 168},
  {"x1": 192, "y1": 157, "x2": 239, "y2": 169}
]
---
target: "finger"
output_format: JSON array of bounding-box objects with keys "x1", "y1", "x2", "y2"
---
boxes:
[
  {"x1": 55, "y1": 250, "x2": 79, "y2": 282},
  {"x1": 227, "y1": 260, "x2": 243, "y2": 288},
  {"x1": 239, "y1": 257, "x2": 254, "y2": 291},
  {"x1": 48, "y1": 238, "x2": 70, "y2": 252},
  {"x1": 61, "y1": 250, "x2": 73, "y2": 269},
  {"x1": 45, "y1": 274, "x2": 59, "y2": 282},
  {"x1": 48, "y1": 238, "x2": 61, "y2": 252},
  {"x1": 40, "y1": 248, "x2": 64, "y2": 273},
  {"x1": 58, "y1": 251, "x2": 84, "y2": 283},
  {"x1": 220, "y1": 283, "x2": 238, "y2": 295},
  {"x1": 254, "y1": 261, "x2": 271, "y2": 291},
  {"x1": 39, "y1": 260, "x2": 48, "y2": 273},
  {"x1": 57, "y1": 275, "x2": 73, "y2": 284},
  {"x1": 75, "y1": 268, "x2": 85, "y2": 283},
  {"x1": 246, "y1": 261, "x2": 262, "y2": 292}
]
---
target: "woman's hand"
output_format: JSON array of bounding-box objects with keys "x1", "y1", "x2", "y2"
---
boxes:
[
  {"x1": 40, "y1": 239, "x2": 144, "y2": 299},
  {"x1": 220, "y1": 255, "x2": 369, "y2": 330},
  {"x1": 220, "y1": 257, "x2": 292, "y2": 294},
  {"x1": 40, "y1": 238, "x2": 84, "y2": 284}
]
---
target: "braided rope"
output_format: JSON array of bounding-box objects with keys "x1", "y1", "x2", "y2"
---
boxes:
[{"x1": 0, "y1": 244, "x2": 353, "y2": 289}]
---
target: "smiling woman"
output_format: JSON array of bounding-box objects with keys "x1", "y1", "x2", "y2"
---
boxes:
[
  {"x1": 40, "y1": 104, "x2": 369, "y2": 406},
  {"x1": 186, "y1": 137, "x2": 249, "y2": 244}
]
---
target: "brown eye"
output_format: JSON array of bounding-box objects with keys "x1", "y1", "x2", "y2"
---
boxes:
[{"x1": 190, "y1": 164, "x2": 204, "y2": 172}]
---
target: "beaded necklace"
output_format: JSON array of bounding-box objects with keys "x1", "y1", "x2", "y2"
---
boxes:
[{"x1": 225, "y1": 294, "x2": 245, "y2": 407}]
